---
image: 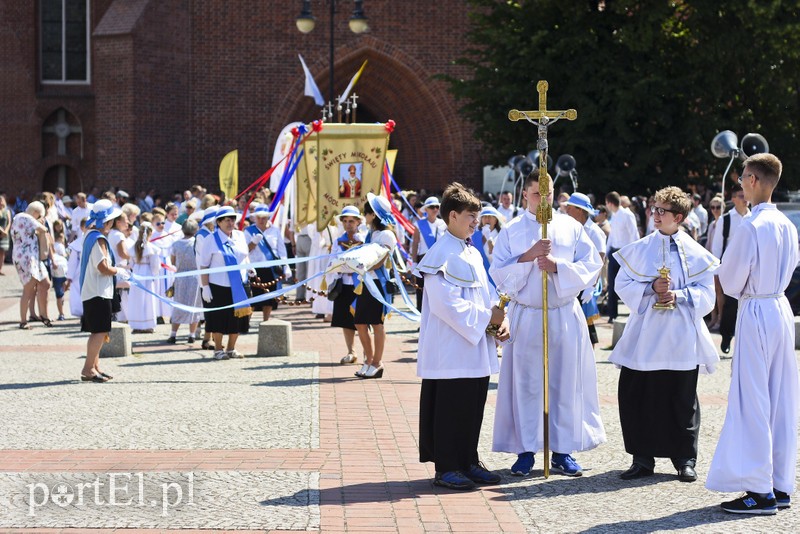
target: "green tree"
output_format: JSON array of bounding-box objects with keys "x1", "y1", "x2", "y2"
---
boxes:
[{"x1": 444, "y1": 0, "x2": 800, "y2": 195}]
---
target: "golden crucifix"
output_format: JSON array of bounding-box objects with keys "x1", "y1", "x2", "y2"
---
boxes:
[{"x1": 508, "y1": 80, "x2": 577, "y2": 478}]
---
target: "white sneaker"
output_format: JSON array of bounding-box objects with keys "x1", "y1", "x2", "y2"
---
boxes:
[
  {"x1": 213, "y1": 350, "x2": 229, "y2": 360},
  {"x1": 340, "y1": 353, "x2": 358, "y2": 365},
  {"x1": 226, "y1": 350, "x2": 244, "y2": 359}
]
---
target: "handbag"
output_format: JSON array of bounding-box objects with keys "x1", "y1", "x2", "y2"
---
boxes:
[{"x1": 326, "y1": 277, "x2": 343, "y2": 301}]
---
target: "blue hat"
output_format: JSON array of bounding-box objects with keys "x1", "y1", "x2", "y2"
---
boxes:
[
  {"x1": 251, "y1": 204, "x2": 273, "y2": 218},
  {"x1": 214, "y1": 205, "x2": 241, "y2": 223},
  {"x1": 338, "y1": 205, "x2": 364, "y2": 221},
  {"x1": 422, "y1": 196, "x2": 440, "y2": 208},
  {"x1": 87, "y1": 199, "x2": 122, "y2": 228},
  {"x1": 366, "y1": 192, "x2": 396, "y2": 226},
  {"x1": 565, "y1": 192, "x2": 598, "y2": 216},
  {"x1": 200, "y1": 206, "x2": 219, "y2": 225},
  {"x1": 479, "y1": 205, "x2": 505, "y2": 225}
]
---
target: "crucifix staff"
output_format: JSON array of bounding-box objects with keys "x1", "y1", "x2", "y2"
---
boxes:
[{"x1": 508, "y1": 80, "x2": 577, "y2": 478}]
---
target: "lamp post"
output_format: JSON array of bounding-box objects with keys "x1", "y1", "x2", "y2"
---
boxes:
[{"x1": 296, "y1": 0, "x2": 369, "y2": 105}]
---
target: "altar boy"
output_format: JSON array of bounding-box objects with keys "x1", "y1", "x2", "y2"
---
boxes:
[
  {"x1": 706, "y1": 153, "x2": 800, "y2": 514},
  {"x1": 415, "y1": 182, "x2": 509, "y2": 490}
]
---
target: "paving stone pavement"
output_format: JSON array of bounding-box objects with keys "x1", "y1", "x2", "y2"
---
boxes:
[
  {"x1": 1, "y1": 269, "x2": 800, "y2": 532},
  {"x1": 0, "y1": 471, "x2": 319, "y2": 530}
]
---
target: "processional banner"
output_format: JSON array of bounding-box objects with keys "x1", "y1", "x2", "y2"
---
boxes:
[{"x1": 300, "y1": 123, "x2": 390, "y2": 231}]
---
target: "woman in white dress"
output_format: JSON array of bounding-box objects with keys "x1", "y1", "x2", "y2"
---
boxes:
[
  {"x1": 127, "y1": 222, "x2": 160, "y2": 333},
  {"x1": 107, "y1": 215, "x2": 132, "y2": 321}
]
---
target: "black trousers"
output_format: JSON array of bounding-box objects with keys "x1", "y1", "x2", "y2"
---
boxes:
[
  {"x1": 619, "y1": 366, "x2": 700, "y2": 468},
  {"x1": 419, "y1": 376, "x2": 489, "y2": 473},
  {"x1": 607, "y1": 248, "x2": 621, "y2": 319},
  {"x1": 720, "y1": 295, "x2": 738, "y2": 340}
]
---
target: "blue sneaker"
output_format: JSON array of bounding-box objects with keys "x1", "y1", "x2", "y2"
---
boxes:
[
  {"x1": 465, "y1": 463, "x2": 501, "y2": 485},
  {"x1": 774, "y1": 489, "x2": 791, "y2": 509},
  {"x1": 511, "y1": 452, "x2": 534, "y2": 476},
  {"x1": 551, "y1": 453, "x2": 583, "y2": 477},
  {"x1": 433, "y1": 471, "x2": 475, "y2": 491}
]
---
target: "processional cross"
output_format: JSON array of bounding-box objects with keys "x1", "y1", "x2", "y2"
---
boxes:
[{"x1": 508, "y1": 80, "x2": 577, "y2": 478}]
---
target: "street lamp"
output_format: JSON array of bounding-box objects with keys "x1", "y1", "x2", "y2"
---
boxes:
[{"x1": 296, "y1": 1, "x2": 370, "y2": 105}]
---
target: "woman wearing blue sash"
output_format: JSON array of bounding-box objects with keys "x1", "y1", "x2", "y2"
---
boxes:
[
  {"x1": 246, "y1": 205, "x2": 291, "y2": 322},
  {"x1": 353, "y1": 193, "x2": 398, "y2": 379},
  {"x1": 79, "y1": 199, "x2": 130, "y2": 383},
  {"x1": 328, "y1": 205, "x2": 366, "y2": 365},
  {"x1": 198, "y1": 206, "x2": 252, "y2": 360}
]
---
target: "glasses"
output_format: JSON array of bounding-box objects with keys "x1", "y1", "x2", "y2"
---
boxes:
[
  {"x1": 154, "y1": 221, "x2": 165, "y2": 227},
  {"x1": 738, "y1": 172, "x2": 759, "y2": 184},
  {"x1": 710, "y1": 205, "x2": 722, "y2": 210},
  {"x1": 427, "y1": 206, "x2": 440, "y2": 210},
  {"x1": 650, "y1": 206, "x2": 679, "y2": 216},
  {"x1": 218, "y1": 217, "x2": 235, "y2": 222}
]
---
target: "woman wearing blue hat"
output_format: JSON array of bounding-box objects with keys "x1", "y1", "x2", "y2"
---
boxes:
[
  {"x1": 353, "y1": 193, "x2": 398, "y2": 379},
  {"x1": 79, "y1": 199, "x2": 131, "y2": 382},
  {"x1": 329, "y1": 205, "x2": 366, "y2": 365},
  {"x1": 197, "y1": 206, "x2": 251, "y2": 360}
]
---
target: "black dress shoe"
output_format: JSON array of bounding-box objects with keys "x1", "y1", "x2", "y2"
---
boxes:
[
  {"x1": 678, "y1": 465, "x2": 697, "y2": 482},
  {"x1": 721, "y1": 336, "x2": 731, "y2": 354},
  {"x1": 620, "y1": 463, "x2": 654, "y2": 480}
]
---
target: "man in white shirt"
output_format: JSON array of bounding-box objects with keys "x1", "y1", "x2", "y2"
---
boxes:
[
  {"x1": 691, "y1": 193, "x2": 709, "y2": 236},
  {"x1": 605, "y1": 191, "x2": 640, "y2": 322},
  {"x1": 70, "y1": 192, "x2": 93, "y2": 241},
  {"x1": 496, "y1": 191, "x2": 517, "y2": 223},
  {"x1": 710, "y1": 184, "x2": 751, "y2": 354}
]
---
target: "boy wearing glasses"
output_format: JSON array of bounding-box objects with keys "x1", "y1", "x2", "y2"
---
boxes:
[
  {"x1": 610, "y1": 186, "x2": 719, "y2": 483},
  {"x1": 706, "y1": 153, "x2": 799, "y2": 514}
]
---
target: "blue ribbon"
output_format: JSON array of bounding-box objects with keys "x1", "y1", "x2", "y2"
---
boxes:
[
  {"x1": 268, "y1": 127, "x2": 306, "y2": 213},
  {"x1": 80, "y1": 230, "x2": 115, "y2": 288},
  {"x1": 212, "y1": 230, "x2": 250, "y2": 312},
  {"x1": 87, "y1": 208, "x2": 114, "y2": 228}
]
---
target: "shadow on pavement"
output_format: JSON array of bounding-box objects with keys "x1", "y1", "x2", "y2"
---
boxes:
[
  {"x1": 488, "y1": 470, "x2": 675, "y2": 499},
  {"x1": 575, "y1": 505, "x2": 746, "y2": 533},
  {"x1": 0, "y1": 380, "x2": 76, "y2": 390},
  {"x1": 259, "y1": 478, "x2": 446, "y2": 506}
]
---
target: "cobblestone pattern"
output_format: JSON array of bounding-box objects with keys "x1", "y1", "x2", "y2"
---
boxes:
[
  {"x1": 0, "y1": 470, "x2": 319, "y2": 530},
  {"x1": 0, "y1": 337, "x2": 320, "y2": 450},
  {"x1": 472, "y1": 350, "x2": 797, "y2": 533}
]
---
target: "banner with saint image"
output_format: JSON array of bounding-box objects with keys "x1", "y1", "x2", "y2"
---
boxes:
[{"x1": 305, "y1": 123, "x2": 390, "y2": 230}]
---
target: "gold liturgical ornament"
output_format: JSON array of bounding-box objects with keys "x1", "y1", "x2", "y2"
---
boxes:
[
  {"x1": 652, "y1": 265, "x2": 676, "y2": 311},
  {"x1": 485, "y1": 293, "x2": 512, "y2": 337},
  {"x1": 508, "y1": 80, "x2": 577, "y2": 478}
]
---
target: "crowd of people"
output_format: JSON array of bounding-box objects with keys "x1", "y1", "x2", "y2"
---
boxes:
[{"x1": 1, "y1": 152, "x2": 797, "y2": 514}]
